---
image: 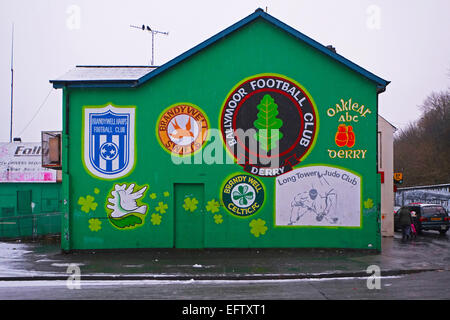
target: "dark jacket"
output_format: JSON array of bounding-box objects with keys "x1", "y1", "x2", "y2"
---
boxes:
[{"x1": 398, "y1": 207, "x2": 413, "y2": 226}]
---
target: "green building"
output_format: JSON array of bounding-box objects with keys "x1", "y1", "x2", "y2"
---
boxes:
[
  {"x1": 0, "y1": 142, "x2": 62, "y2": 239},
  {"x1": 50, "y1": 9, "x2": 389, "y2": 251}
]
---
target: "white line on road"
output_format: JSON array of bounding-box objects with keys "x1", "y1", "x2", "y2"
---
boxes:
[{"x1": 0, "y1": 276, "x2": 403, "y2": 288}]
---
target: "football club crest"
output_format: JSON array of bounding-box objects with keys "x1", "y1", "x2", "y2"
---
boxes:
[
  {"x1": 157, "y1": 103, "x2": 209, "y2": 156},
  {"x1": 84, "y1": 104, "x2": 135, "y2": 179},
  {"x1": 221, "y1": 174, "x2": 265, "y2": 217},
  {"x1": 220, "y1": 73, "x2": 319, "y2": 177}
]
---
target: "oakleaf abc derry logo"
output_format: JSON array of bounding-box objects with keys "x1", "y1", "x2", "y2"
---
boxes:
[
  {"x1": 222, "y1": 174, "x2": 265, "y2": 217},
  {"x1": 157, "y1": 103, "x2": 209, "y2": 156},
  {"x1": 220, "y1": 73, "x2": 318, "y2": 177}
]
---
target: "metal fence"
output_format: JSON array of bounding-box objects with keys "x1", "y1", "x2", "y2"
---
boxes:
[
  {"x1": 395, "y1": 183, "x2": 450, "y2": 212},
  {"x1": 0, "y1": 212, "x2": 61, "y2": 240}
]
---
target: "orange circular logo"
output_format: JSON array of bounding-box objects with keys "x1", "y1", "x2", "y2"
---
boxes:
[{"x1": 157, "y1": 103, "x2": 209, "y2": 155}]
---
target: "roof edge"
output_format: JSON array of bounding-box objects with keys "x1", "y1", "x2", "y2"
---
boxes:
[
  {"x1": 137, "y1": 8, "x2": 389, "y2": 89},
  {"x1": 135, "y1": 9, "x2": 265, "y2": 86},
  {"x1": 51, "y1": 8, "x2": 390, "y2": 90},
  {"x1": 258, "y1": 10, "x2": 390, "y2": 88}
]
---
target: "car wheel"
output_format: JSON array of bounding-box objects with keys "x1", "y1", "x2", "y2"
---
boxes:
[{"x1": 439, "y1": 229, "x2": 448, "y2": 235}]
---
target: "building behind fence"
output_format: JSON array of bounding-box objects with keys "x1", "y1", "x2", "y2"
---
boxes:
[
  {"x1": 0, "y1": 142, "x2": 62, "y2": 240},
  {"x1": 395, "y1": 183, "x2": 450, "y2": 212}
]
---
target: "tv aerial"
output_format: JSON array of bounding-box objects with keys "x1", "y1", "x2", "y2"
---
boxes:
[{"x1": 130, "y1": 24, "x2": 169, "y2": 66}]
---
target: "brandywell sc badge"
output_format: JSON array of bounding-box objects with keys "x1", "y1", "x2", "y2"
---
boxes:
[{"x1": 84, "y1": 104, "x2": 135, "y2": 179}]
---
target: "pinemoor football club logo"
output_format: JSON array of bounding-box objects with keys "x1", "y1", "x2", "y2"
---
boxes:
[
  {"x1": 83, "y1": 104, "x2": 135, "y2": 179},
  {"x1": 220, "y1": 73, "x2": 318, "y2": 177},
  {"x1": 157, "y1": 103, "x2": 209, "y2": 156}
]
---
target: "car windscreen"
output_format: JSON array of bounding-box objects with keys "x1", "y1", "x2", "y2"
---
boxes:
[{"x1": 422, "y1": 206, "x2": 446, "y2": 218}]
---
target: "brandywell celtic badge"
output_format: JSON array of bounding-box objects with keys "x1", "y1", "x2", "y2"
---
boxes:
[
  {"x1": 157, "y1": 103, "x2": 209, "y2": 156},
  {"x1": 220, "y1": 74, "x2": 318, "y2": 177},
  {"x1": 221, "y1": 174, "x2": 265, "y2": 217},
  {"x1": 84, "y1": 104, "x2": 135, "y2": 179}
]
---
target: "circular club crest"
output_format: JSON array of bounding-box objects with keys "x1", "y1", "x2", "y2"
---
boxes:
[
  {"x1": 220, "y1": 74, "x2": 318, "y2": 177},
  {"x1": 157, "y1": 103, "x2": 209, "y2": 156},
  {"x1": 222, "y1": 174, "x2": 265, "y2": 217}
]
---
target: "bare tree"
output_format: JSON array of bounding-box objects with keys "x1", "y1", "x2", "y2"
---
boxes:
[{"x1": 394, "y1": 89, "x2": 450, "y2": 186}]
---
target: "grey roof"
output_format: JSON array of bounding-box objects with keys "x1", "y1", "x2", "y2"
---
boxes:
[{"x1": 50, "y1": 66, "x2": 157, "y2": 88}]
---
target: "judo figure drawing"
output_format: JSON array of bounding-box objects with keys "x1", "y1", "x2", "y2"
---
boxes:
[{"x1": 288, "y1": 174, "x2": 338, "y2": 225}]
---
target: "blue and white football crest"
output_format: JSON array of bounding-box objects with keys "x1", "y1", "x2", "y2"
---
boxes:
[{"x1": 84, "y1": 105, "x2": 135, "y2": 179}]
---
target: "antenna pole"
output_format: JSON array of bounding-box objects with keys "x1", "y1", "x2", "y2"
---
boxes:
[
  {"x1": 10, "y1": 23, "x2": 14, "y2": 143},
  {"x1": 130, "y1": 24, "x2": 169, "y2": 66},
  {"x1": 151, "y1": 31, "x2": 154, "y2": 65}
]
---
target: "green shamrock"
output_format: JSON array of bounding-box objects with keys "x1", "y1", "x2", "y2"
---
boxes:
[
  {"x1": 213, "y1": 214, "x2": 223, "y2": 224},
  {"x1": 232, "y1": 185, "x2": 254, "y2": 206},
  {"x1": 250, "y1": 219, "x2": 268, "y2": 237},
  {"x1": 364, "y1": 198, "x2": 374, "y2": 209},
  {"x1": 151, "y1": 213, "x2": 162, "y2": 225},
  {"x1": 206, "y1": 199, "x2": 220, "y2": 213},
  {"x1": 88, "y1": 218, "x2": 102, "y2": 232},
  {"x1": 78, "y1": 195, "x2": 98, "y2": 213},
  {"x1": 183, "y1": 197, "x2": 199, "y2": 212},
  {"x1": 155, "y1": 202, "x2": 168, "y2": 214}
]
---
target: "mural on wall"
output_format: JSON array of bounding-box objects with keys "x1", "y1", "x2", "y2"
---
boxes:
[
  {"x1": 395, "y1": 185, "x2": 450, "y2": 212},
  {"x1": 220, "y1": 73, "x2": 318, "y2": 177},
  {"x1": 105, "y1": 183, "x2": 149, "y2": 229},
  {"x1": 83, "y1": 104, "x2": 135, "y2": 179},
  {"x1": 157, "y1": 103, "x2": 209, "y2": 156},
  {"x1": 221, "y1": 174, "x2": 265, "y2": 218},
  {"x1": 276, "y1": 166, "x2": 361, "y2": 227},
  {"x1": 326, "y1": 98, "x2": 371, "y2": 160}
]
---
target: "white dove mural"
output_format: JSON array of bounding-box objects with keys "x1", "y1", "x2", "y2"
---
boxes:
[{"x1": 106, "y1": 183, "x2": 148, "y2": 229}]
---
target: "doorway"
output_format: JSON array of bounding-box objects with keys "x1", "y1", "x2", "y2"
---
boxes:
[{"x1": 174, "y1": 183, "x2": 205, "y2": 248}]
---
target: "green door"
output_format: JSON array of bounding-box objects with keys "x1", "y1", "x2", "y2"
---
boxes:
[
  {"x1": 17, "y1": 190, "x2": 32, "y2": 214},
  {"x1": 174, "y1": 183, "x2": 205, "y2": 248}
]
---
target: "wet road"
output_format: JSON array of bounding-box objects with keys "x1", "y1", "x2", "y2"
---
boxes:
[
  {"x1": 0, "y1": 270, "x2": 449, "y2": 300},
  {"x1": 0, "y1": 230, "x2": 449, "y2": 300}
]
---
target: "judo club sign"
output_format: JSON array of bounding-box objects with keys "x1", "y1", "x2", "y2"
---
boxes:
[
  {"x1": 220, "y1": 73, "x2": 318, "y2": 177},
  {"x1": 83, "y1": 104, "x2": 135, "y2": 179}
]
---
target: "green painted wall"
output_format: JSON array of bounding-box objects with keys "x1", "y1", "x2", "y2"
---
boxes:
[
  {"x1": 0, "y1": 183, "x2": 62, "y2": 239},
  {"x1": 62, "y1": 19, "x2": 381, "y2": 250}
]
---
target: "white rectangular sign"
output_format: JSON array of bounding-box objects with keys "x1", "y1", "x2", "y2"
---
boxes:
[
  {"x1": 0, "y1": 143, "x2": 57, "y2": 183},
  {"x1": 276, "y1": 165, "x2": 361, "y2": 227}
]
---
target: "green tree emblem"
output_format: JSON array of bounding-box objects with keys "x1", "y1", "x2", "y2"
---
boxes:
[
  {"x1": 253, "y1": 94, "x2": 284, "y2": 151},
  {"x1": 232, "y1": 184, "x2": 254, "y2": 206}
]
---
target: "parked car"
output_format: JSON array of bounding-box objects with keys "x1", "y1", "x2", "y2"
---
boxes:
[{"x1": 394, "y1": 203, "x2": 450, "y2": 235}]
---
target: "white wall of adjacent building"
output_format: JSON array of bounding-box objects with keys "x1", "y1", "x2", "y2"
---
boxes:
[{"x1": 378, "y1": 115, "x2": 396, "y2": 237}]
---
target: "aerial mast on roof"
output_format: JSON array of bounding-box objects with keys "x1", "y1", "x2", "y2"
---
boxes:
[
  {"x1": 130, "y1": 24, "x2": 169, "y2": 66},
  {"x1": 10, "y1": 23, "x2": 14, "y2": 143}
]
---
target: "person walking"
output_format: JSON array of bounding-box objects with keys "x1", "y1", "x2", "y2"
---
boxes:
[{"x1": 398, "y1": 206, "x2": 413, "y2": 241}]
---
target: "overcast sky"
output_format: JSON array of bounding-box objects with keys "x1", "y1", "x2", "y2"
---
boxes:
[{"x1": 1, "y1": 0, "x2": 449, "y2": 142}]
